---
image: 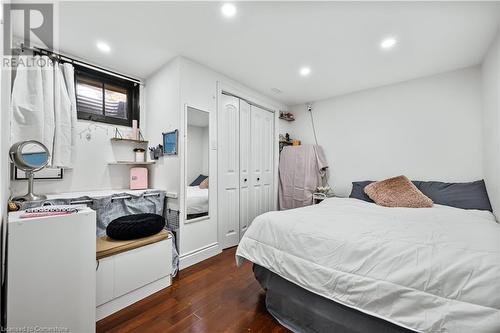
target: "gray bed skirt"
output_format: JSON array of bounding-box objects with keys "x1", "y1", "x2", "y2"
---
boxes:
[{"x1": 253, "y1": 264, "x2": 415, "y2": 333}]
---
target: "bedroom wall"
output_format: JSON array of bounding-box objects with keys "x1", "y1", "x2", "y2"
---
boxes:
[
  {"x1": 144, "y1": 58, "x2": 181, "y2": 209},
  {"x1": 285, "y1": 67, "x2": 484, "y2": 197},
  {"x1": 9, "y1": 121, "x2": 145, "y2": 197},
  {"x1": 482, "y1": 31, "x2": 500, "y2": 216}
]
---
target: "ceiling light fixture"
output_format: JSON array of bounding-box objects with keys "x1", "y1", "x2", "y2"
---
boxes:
[
  {"x1": 299, "y1": 67, "x2": 311, "y2": 76},
  {"x1": 380, "y1": 37, "x2": 397, "y2": 50},
  {"x1": 221, "y1": 3, "x2": 237, "y2": 17},
  {"x1": 96, "y1": 41, "x2": 111, "y2": 53}
]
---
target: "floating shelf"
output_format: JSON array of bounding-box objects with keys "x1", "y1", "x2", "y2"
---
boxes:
[
  {"x1": 108, "y1": 161, "x2": 155, "y2": 165},
  {"x1": 110, "y1": 138, "x2": 149, "y2": 144},
  {"x1": 279, "y1": 116, "x2": 295, "y2": 122}
]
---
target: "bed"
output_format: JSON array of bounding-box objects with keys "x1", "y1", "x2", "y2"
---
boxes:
[
  {"x1": 236, "y1": 198, "x2": 500, "y2": 333},
  {"x1": 186, "y1": 185, "x2": 209, "y2": 219}
]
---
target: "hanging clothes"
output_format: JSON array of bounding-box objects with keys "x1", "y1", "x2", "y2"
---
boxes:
[
  {"x1": 11, "y1": 55, "x2": 76, "y2": 168},
  {"x1": 278, "y1": 144, "x2": 329, "y2": 210}
]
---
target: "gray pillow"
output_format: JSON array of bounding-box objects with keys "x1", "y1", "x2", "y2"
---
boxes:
[
  {"x1": 189, "y1": 174, "x2": 208, "y2": 187},
  {"x1": 350, "y1": 179, "x2": 492, "y2": 212},
  {"x1": 412, "y1": 180, "x2": 492, "y2": 212},
  {"x1": 349, "y1": 181, "x2": 375, "y2": 203}
]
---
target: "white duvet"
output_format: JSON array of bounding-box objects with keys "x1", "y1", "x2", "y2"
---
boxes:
[
  {"x1": 236, "y1": 198, "x2": 500, "y2": 333},
  {"x1": 186, "y1": 186, "x2": 209, "y2": 214}
]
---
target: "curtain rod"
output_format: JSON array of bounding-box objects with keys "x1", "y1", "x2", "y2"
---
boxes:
[{"x1": 19, "y1": 43, "x2": 143, "y2": 85}]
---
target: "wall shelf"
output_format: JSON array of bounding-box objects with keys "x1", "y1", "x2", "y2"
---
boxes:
[
  {"x1": 110, "y1": 138, "x2": 149, "y2": 144},
  {"x1": 108, "y1": 161, "x2": 155, "y2": 165}
]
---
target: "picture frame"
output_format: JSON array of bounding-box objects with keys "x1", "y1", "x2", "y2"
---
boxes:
[
  {"x1": 12, "y1": 165, "x2": 64, "y2": 180},
  {"x1": 163, "y1": 129, "x2": 178, "y2": 155}
]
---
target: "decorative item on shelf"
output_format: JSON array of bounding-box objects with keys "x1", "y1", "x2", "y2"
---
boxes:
[
  {"x1": 279, "y1": 111, "x2": 295, "y2": 121},
  {"x1": 149, "y1": 145, "x2": 164, "y2": 160},
  {"x1": 163, "y1": 129, "x2": 178, "y2": 155},
  {"x1": 134, "y1": 148, "x2": 146, "y2": 162},
  {"x1": 279, "y1": 132, "x2": 299, "y2": 152}
]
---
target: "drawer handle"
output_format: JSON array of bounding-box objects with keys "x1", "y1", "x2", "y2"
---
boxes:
[
  {"x1": 257, "y1": 177, "x2": 260, "y2": 181},
  {"x1": 244, "y1": 178, "x2": 247, "y2": 182}
]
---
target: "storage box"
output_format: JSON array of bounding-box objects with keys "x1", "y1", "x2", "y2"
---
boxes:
[{"x1": 130, "y1": 167, "x2": 148, "y2": 190}]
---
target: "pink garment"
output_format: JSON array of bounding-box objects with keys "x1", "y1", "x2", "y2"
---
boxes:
[{"x1": 278, "y1": 145, "x2": 329, "y2": 210}]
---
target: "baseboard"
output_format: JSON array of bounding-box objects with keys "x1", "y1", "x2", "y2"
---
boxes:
[
  {"x1": 96, "y1": 276, "x2": 171, "y2": 321},
  {"x1": 179, "y1": 242, "x2": 221, "y2": 270}
]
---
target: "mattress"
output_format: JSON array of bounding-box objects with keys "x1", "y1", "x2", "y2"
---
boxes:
[
  {"x1": 186, "y1": 186, "x2": 209, "y2": 214},
  {"x1": 236, "y1": 198, "x2": 500, "y2": 333}
]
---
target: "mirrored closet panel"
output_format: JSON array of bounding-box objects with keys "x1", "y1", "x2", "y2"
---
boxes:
[{"x1": 185, "y1": 107, "x2": 210, "y2": 222}]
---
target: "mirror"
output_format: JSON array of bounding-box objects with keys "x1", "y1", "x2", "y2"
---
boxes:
[
  {"x1": 185, "y1": 107, "x2": 210, "y2": 222},
  {"x1": 9, "y1": 140, "x2": 50, "y2": 201}
]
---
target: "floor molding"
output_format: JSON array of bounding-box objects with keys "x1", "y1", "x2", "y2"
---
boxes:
[{"x1": 179, "y1": 242, "x2": 221, "y2": 270}]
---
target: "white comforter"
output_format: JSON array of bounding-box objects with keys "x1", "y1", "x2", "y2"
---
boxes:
[
  {"x1": 186, "y1": 186, "x2": 209, "y2": 214},
  {"x1": 236, "y1": 198, "x2": 500, "y2": 333}
]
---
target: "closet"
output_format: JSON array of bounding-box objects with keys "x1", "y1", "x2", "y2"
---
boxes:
[{"x1": 218, "y1": 93, "x2": 275, "y2": 249}]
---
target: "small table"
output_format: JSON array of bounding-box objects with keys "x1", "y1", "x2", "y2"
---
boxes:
[{"x1": 313, "y1": 192, "x2": 334, "y2": 204}]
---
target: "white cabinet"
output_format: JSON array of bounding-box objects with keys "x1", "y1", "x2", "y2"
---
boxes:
[
  {"x1": 7, "y1": 208, "x2": 96, "y2": 333},
  {"x1": 96, "y1": 237, "x2": 172, "y2": 320},
  {"x1": 218, "y1": 93, "x2": 276, "y2": 249}
]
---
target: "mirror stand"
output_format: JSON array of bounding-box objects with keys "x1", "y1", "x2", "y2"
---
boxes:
[{"x1": 12, "y1": 171, "x2": 47, "y2": 202}]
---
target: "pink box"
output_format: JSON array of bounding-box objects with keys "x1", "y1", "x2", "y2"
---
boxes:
[{"x1": 130, "y1": 167, "x2": 148, "y2": 190}]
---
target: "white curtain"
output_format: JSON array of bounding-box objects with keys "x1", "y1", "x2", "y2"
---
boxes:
[{"x1": 11, "y1": 56, "x2": 76, "y2": 168}]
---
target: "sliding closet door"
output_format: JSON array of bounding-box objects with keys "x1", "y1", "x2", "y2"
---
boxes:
[
  {"x1": 239, "y1": 100, "x2": 251, "y2": 238},
  {"x1": 218, "y1": 94, "x2": 240, "y2": 249},
  {"x1": 250, "y1": 106, "x2": 275, "y2": 221}
]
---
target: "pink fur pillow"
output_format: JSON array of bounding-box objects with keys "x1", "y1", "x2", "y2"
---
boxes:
[{"x1": 364, "y1": 175, "x2": 433, "y2": 208}]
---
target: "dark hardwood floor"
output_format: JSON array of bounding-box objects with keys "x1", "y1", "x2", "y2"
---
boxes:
[{"x1": 96, "y1": 247, "x2": 290, "y2": 333}]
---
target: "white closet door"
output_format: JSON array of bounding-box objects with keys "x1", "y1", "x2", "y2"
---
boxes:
[
  {"x1": 218, "y1": 94, "x2": 240, "y2": 249},
  {"x1": 250, "y1": 106, "x2": 274, "y2": 220},
  {"x1": 260, "y1": 107, "x2": 275, "y2": 214},
  {"x1": 239, "y1": 100, "x2": 251, "y2": 238}
]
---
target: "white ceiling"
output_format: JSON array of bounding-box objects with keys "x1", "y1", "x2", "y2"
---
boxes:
[{"x1": 46, "y1": 2, "x2": 500, "y2": 105}]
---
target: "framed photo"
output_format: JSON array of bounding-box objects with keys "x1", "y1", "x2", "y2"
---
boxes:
[
  {"x1": 163, "y1": 129, "x2": 178, "y2": 155},
  {"x1": 13, "y1": 165, "x2": 64, "y2": 180}
]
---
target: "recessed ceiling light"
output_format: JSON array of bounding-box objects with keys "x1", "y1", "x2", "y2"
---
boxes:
[
  {"x1": 299, "y1": 67, "x2": 311, "y2": 76},
  {"x1": 96, "y1": 41, "x2": 111, "y2": 53},
  {"x1": 221, "y1": 3, "x2": 237, "y2": 17},
  {"x1": 380, "y1": 37, "x2": 397, "y2": 50}
]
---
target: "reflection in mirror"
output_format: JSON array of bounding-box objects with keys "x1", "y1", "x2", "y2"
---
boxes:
[
  {"x1": 21, "y1": 144, "x2": 49, "y2": 169},
  {"x1": 186, "y1": 107, "x2": 209, "y2": 221}
]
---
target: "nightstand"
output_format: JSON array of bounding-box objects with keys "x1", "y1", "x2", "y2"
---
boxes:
[{"x1": 313, "y1": 192, "x2": 334, "y2": 204}]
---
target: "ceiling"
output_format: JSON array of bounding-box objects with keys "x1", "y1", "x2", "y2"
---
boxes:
[{"x1": 28, "y1": 2, "x2": 500, "y2": 105}]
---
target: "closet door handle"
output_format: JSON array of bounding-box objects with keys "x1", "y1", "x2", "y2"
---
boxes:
[{"x1": 243, "y1": 178, "x2": 247, "y2": 182}]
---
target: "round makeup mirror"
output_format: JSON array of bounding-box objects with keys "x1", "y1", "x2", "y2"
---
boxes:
[{"x1": 9, "y1": 140, "x2": 50, "y2": 201}]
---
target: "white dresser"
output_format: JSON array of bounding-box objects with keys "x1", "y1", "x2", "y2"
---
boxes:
[{"x1": 7, "y1": 208, "x2": 96, "y2": 333}]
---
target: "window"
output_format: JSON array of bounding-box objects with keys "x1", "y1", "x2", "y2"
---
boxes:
[{"x1": 75, "y1": 65, "x2": 140, "y2": 127}]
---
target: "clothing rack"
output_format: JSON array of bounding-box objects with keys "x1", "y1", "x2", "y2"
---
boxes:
[{"x1": 19, "y1": 43, "x2": 142, "y2": 85}]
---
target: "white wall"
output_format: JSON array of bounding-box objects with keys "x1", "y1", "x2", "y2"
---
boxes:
[
  {"x1": 186, "y1": 125, "x2": 208, "y2": 184},
  {"x1": 482, "y1": 31, "x2": 500, "y2": 216},
  {"x1": 10, "y1": 121, "x2": 144, "y2": 196},
  {"x1": 144, "y1": 58, "x2": 181, "y2": 209},
  {"x1": 286, "y1": 67, "x2": 484, "y2": 197}
]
